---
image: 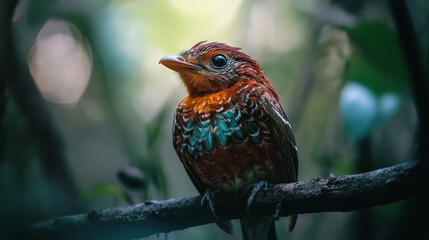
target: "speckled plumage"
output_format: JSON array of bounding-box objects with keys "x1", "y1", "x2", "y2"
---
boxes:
[
  {"x1": 160, "y1": 42, "x2": 298, "y2": 240},
  {"x1": 174, "y1": 81, "x2": 297, "y2": 193}
]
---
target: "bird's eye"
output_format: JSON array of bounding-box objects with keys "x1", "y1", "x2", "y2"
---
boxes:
[{"x1": 211, "y1": 54, "x2": 228, "y2": 68}]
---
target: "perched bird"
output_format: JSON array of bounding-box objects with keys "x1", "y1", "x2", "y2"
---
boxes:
[{"x1": 159, "y1": 41, "x2": 298, "y2": 240}]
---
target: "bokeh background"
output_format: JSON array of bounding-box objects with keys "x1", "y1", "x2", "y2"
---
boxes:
[{"x1": 1, "y1": 0, "x2": 428, "y2": 239}]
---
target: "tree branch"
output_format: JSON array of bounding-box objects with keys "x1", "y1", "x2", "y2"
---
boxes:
[{"x1": 30, "y1": 160, "x2": 422, "y2": 239}]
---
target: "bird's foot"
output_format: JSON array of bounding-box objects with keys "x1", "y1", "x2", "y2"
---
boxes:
[
  {"x1": 272, "y1": 203, "x2": 282, "y2": 221},
  {"x1": 201, "y1": 189, "x2": 221, "y2": 220},
  {"x1": 246, "y1": 181, "x2": 268, "y2": 217},
  {"x1": 201, "y1": 189, "x2": 234, "y2": 234}
]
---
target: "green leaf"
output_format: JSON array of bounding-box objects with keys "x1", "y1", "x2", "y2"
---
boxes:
[
  {"x1": 341, "y1": 21, "x2": 410, "y2": 95},
  {"x1": 79, "y1": 184, "x2": 133, "y2": 205},
  {"x1": 343, "y1": 22, "x2": 407, "y2": 72},
  {"x1": 346, "y1": 54, "x2": 390, "y2": 94}
]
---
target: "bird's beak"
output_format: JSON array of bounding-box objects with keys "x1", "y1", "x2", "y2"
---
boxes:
[{"x1": 159, "y1": 55, "x2": 197, "y2": 72}]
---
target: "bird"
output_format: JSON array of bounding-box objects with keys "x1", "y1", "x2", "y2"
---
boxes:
[{"x1": 159, "y1": 41, "x2": 298, "y2": 240}]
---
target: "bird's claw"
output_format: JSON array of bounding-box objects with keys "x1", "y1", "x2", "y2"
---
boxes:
[
  {"x1": 272, "y1": 203, "x2": 282, "y2": 221},
  {"x1": 201, "y1": 189, "x2": 221, "y2": 220},
  {"x1": 247, "y1": 181, "x2": 268, "y2": 217}
]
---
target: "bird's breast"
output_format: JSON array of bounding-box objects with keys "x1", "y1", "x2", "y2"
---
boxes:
[
  {"x1": 174, "y1": 82, "x2": 285, "y2": 192},
  {"x1": 175, "y1": 82, "x2": 266, "y2": 156}
]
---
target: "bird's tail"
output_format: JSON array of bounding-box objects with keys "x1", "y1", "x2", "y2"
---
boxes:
[
  {"x1": 240, "y1": 217, "x2": 276, "y2": 240},
  {"x1": 216, "y1": 220, "x2": 234, "y2": 235},
  {"x1": 288, "y1": 215, "x2": 297, "y2": 232}
]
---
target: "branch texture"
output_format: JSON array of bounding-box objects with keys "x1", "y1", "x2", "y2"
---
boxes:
[{"x1": 31, "y1": 160, "x2": 421, "y2": 239}]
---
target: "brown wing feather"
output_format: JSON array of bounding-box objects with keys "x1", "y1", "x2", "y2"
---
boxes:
[
  {"x1": 260, "y1": 92, "x2": 299, "y2": 231},
  {"x1": 260, "y1": 93, "x2": 298, "y2": 182}
]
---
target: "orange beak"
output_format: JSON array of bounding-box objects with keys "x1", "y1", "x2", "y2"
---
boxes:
[{"x1": 159, "y1": 55, "x2": 197, "y2": 72}]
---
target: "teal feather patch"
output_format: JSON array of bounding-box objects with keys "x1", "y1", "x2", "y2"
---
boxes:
[
  {"x1": 178, "y1": 105, "x2": 267, "y2": 158},
  {"x1": 183, "y1": 118, "x2": 194, "y2": 128},
  {"x1": 233, "y1": 125, "x2": 245, "y2": 140},
  {"x1": 197, "y1": 144, "x2": 203, "y2": 153},
  {"x1": 246, "y1": 120, "x2": 259, "y2": 134},
  {"x1": 226, "y1": 119, "x2": 238, "y2": 128},
  {"x1": 216, "y1": 114, "x2": 225, "y2": 120},
  {"x1": 197, "y1": 119, "x2": 211, "y2": 128},
  {"x1": 202, "y1": 132, "x2": 213, "y2": 151},
  {"x1": 193, "y1": 125, "x2": 209, "y2": 140},
  {"x1": 215, "y1": 128, "x2": 229, "y2": 147},
  {"x1": 188, "y1": 136, "x2": 197, "y2": 147},
  {"x1": 217, "y1": 121, "x2": 229, "y2": 132},
  {"x1": 185, "y1": 145, "x2": 194, "y2": 156},
  {"x1": 223, "y1": 107, "x2": 236, "y2": 119}
]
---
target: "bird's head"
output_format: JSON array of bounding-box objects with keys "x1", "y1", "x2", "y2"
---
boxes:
[{"x1": 159, "y1": 41, "x2": 277, "y2": 98}]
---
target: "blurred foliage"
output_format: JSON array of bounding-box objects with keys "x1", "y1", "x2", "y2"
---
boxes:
[
  {"x1": 80, "y1": 183, "x2": 133, "y2": 205},
  {"x1": 1, "y1": 0, "x2": 427, "y2": 240},
  {"x1": 142, "y1": 105, "x2": 170, "y2": 198},
  {"x1": 82, "y1": 101, "x2": 171, "y2": 204},
  {"x1": 338, "y1": 21, "x2": 407, "y2": 141},
  {"x1": 343, "y1": 21, "x2": 409, "y2": 95}
]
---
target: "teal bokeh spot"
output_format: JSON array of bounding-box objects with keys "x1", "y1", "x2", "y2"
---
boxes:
[{"x1": 339, "y1": 82, "x2": 377, "y2": 141}]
